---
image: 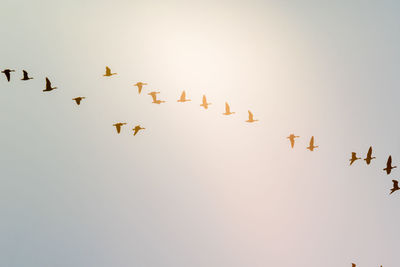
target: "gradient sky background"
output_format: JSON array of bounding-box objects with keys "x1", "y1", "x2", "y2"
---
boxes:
[{"x1": 1, "y1": 0, "x2": 400, "y2": 266}]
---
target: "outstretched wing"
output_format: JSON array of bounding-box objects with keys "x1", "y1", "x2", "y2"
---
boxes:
[
  {"x1": 367, "y1": 146, "x2": 372, "y2": 157},
  {"x1": 248, "y1": 110, "x2": 253, "y2": 120},
  {"x1": 388, "y1": 156, "x2": 392, "y2": 167},
  {"x1": 225, "y1": 102, "x2": 230, "y2": 113},
  {"x1": 180, "y1": 91, "x2": 186, "y2": 101},
  {"x1": 310, "y1": 136, "x2": 314, "y2": 146},
  {"x1": 23, "y1": 70, "x2": 28, "y2": 78},
  {"x1": 202, "y1": 95, "x2": 207, "y2": 104},
  {"x1": 393, "y1": 180, "x2": 399, "y2": 188},
  {"x1": 105, "y1": 66, "x2": 111, "y2": 75},
  {"x1": 46, "y1": 77, "x2": 51, "y2": 88}
]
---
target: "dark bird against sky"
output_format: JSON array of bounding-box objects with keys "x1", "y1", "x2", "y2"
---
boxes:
[
  {"x1": 384, "y1": 155, "x2": 397, "y2": 175},
  {"x1": 306, "y1": 136, "x2": 318, "y2": 151},
  {"x1": 103, "y1": 66, "x2": 117, "y2": 77},
  {"x1": 21, "y1": 70, "x2": 33, "y2": 81},
  {"x1": 134, "y1": 82, "x2": 147, "y2": 94},
  {"x1": 113, "y1": 122, "x2": 127, "y2": 134},
  {"x1": 364, "y1": 146, "x2": 376, "y2": 165},
  {"x1": 349, "y1": 152, "x2": 361, "y2": 165},
  {"x1": 43, "y1": 77, "x2": 57, "y2": 92},
  {"x1": 223, "y1": 102, "x2": 235, "y2": 115},
  {"x1": 287, "y1": 134, "x2": 300, "y2": 148},
  {"x1": 73, "y1": 97, "x2": 86, "y2": 105},
  {"x1": 2, "y1": 69, "x2": 15, "y2": 82},
  {"x1": 177, "y1": 90, "x2": 191, "y2": 102},
  {"x1": 200, "y1": 95, "x2": 211, "y2": 109}
]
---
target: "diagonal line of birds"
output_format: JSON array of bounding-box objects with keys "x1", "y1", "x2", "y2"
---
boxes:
[{"x1": 2, "y1": 66, "x2": 399, "y2": 196}]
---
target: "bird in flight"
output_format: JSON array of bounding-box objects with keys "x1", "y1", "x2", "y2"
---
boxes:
[
  {"x1": 246, "y1": 110, "x2": 258, "y2": 123},
  {"x1": 306, "y1": 136, "x2": 319, "y2": 151},
  {"x1": 113, "y1": 123, "x2": 127, "y2": 134},
  {"x1": 133, "y1": 125, "x2": 145, "y2": 136},
  {"x1": 2, "y1": 69, "x2": 15, "y2": 82},
  {"x1": 349, "y1": 152, "x2": 361, "y2": 165},
  {"x1": 72, "y1": 97, "x2": 86, "y2": 105},
  {"x1": 134, "y1": 82, "x2": 147, "y2": 94},
  {"x1": 364, "y1": 146, "x2": 376, "y2": 165},
  {"x1": 21, "y1": 70, "x2": 33, "y2": 81},
  {"x1": 223, "y1": 102, "x2": 235, "y2": 115},
  {"x1": 384, "y1": 155, "x2": 397, "y2": 175},
  {"x1": 43, "y1": 77, "x2": 57, "y2": 92},
  {"x1": 177, "y1": 90, "x2": 191, "y2": 102},
  {"x1": 103, "y1": 66, "x2": 117, "y2": 77},
  {"x1": 148, "y1": 91, "x2": 165, "y2": 104},
  {"x1": 390, "y1": 180, "x2": 400, "y2": 195},
  {"x1": 287, "y1": 134, "x2": 300, "y2": 148},
  {"x1": 200, "y1": 95, "x2": 211, "y2": 109}
]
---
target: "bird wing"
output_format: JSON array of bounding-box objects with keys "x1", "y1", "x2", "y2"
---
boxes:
[
  {"x1": 388, "y1": 156, "x2": 392, "y2": 166},
  {"x1": 180, "y1": 91, "x2": 186, "y2": 101},
  {"x1": 202, "y1": 95, "x2": 207, "y2": 104},
  {"x1": 248, "y1": 110, "x2": 253, "y2": 120},
  {"x1": 393, "y1": 180, "x2": 399, "y2": 188},
  {"x1": 115, "y1": 124, "x2": 121, "y2": 133},
  {"x1": 5, "y1": 71, "x2": 10, "y2": 81},
  {"x1": 134, "y1": 127, "x2": 139, "y2": 136},
  {"x1": 105, "y1": 66, "x2": 111, "y2": 75},
  {"x1": 352, "y1": 152, "x2": 356, "y2": 158},
  {"x1": 367, "y1": 147, "x2": 372, "y2": 157},
  {"x1": 46, "y1": 77, "x2": 51, "y2": 88},
  {"x1": 225, "y1": 102, "x2": 230, "y2": 113},
  {"x1": 150, "y1": 93, "x2": 157, "y2": 102},
  {"x1": 290, "y1": 138, "x2": 295, "y2": 148},
  {"x1": 23, "y1": 70, "x2": 28, "y2": 78},
  {"x1": 310, "y1": 136, "x2": 314, "y2": 146}
]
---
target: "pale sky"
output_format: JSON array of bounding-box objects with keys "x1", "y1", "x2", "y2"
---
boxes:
[{"x1": 1, "y1": 1, "x2": 400, "y2": 266}]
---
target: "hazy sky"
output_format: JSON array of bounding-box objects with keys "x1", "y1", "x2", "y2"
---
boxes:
[{"x1": 1, "y1": 1, "x2": 400, "y2": 266}]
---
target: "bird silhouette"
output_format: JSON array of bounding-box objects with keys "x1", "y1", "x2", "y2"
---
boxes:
[
  {"x1": 2, "y1": 69, "x2": 15, "y2": 82},
  {"x1": 134, "y1": 82, "x2": 147, "y2": 94},
  {"x1": 246, "y1": 110, "x2": 258, "y2": 122},
  {"x1": 43, "y1": 77, "x2": 57, "y2": 92},
  {"x1": 103, "y1": 66, "x2": 117, "y2": 77},
  {"x1": 364, "y1": 146, "x2": 376, "y2": 165},
  {"x1": 21, "y1": 70, "x2": 33, "y2": 81},
  {"x1": 72, "y1": 97, "x2": 86, "y2": 105},
  {"x1": 148, "y1": 91, "x2": 165, "y2": 104},
  {"x1": 349, "y1": 152, "x2": 361, "y2": 165},
  {"x1": 133, "y1": 125, "x2": 145, "y2": 136},
  {"x1": 200, "y1": 95, "x2": 211, "y2": 109},
  {"x1": 306, "y1": 136, "x2": 319, "y2": 151},
  {"x1": 390, "y1": 180, "x2": 399, "y2": 195},
  {"x1": 223, "y1": 102, "x2": 235, "y2": 115},
  {"x1": 113, "y1": 123, "x2": 127, "y2": 134},
  {"x1": 287, "y1": 134, "x2": 300, "y2": 148},
  {"x1": 177, "y1": 90, "x2": 191, "y2": 102},
  {"x1": 384, "y1": 155, "x2": 397, "y2": 175}
]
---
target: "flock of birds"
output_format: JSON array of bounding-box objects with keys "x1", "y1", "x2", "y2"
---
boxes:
[{"x1": 2, "y1": 66, "x2": 399, "y2": 197}]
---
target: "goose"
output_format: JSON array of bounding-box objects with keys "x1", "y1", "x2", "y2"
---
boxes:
[
  {"x1": 133, "y1": 125, "x2": 145, "y2": 136},
  {"x1": 349, "y1": 152, "x2": 361, "y2": 165},
  {"x1": 364, "y1": 146, "x2": 376, "y2": 165},
  {"x1": 148, "y1": 91, "x2": 165, "y2": 104},
  {"x1": 72, "y1": 97, "x2": 86, "y2": 105},
  {"x1": 384, "y1": 155, "x2": 397, "y2": 175},
  {"x1": 287, "y1": 134, "x2": 300, "y2": 148},
  {"x1": 306, "y1": 136, "x2": 319, "y2": 151},
  {"x1": 103, "y1": 66, "x2": 117, "y2": 77},
  {"x1": 2, "y1": 69, "x2": 15, "y2": 82},
  {"x1": 177, "y1": 90, "x2": 191, "y2": 102},
  {"x1": 43, "y1": 77, "x2": 57, "y2": 92},
  {"x1": 113, "y1": 123, "x2": 127, "y2": 134},
  {"x1": 246, "y1": 110, "x2": 258, "y2": 122},
  {"x1": 390, "y1": 180, "x2": 399, "y2": 195},
  {"x1": 134, "y1": 82, "x2": 147, "y2": 94},
  {"x1": 21, "y1": 70, "x2": 33, "y2": 81},
  {"x1": 223, "y1": 102, "x2": 235, "y2": 115},
  {"x1": 200, "y1": 95, "x2": 211, "y2": 109}
]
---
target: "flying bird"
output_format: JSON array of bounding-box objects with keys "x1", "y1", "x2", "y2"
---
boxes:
[
  {"x1": 43, "y1": 77, "x2": 57, "y2": 92},
  {"x1": 21, "y1": 70, "x2": 33, "y2": 81},
  {"x1": 72, "y1": 97, "x2": 86, "y2": 105},
  {"x1": 246, "y1": 110, "x2": 258, "y2": 123},
  {"x1": 306, "y1": 136, "x2": 319, "y2": 151},
  {"x1": 223, "y1": 102, "x2": 235, "y2": 115},
  {"x1": 103, "y1": 66, "x2": 117, "y2": 77},
  {"x1": 287, "y1": 134, "x2": 300, "y2": 148},
  {"x1": 390, "y1": 180, "x2": 400, "y2": 195},
  {"x1": 133, "y1": 125, "x2": 145, "y2": 136},
  {"x1": 200, "y1": 95, "x2": 211, "y2": 109},
  {"x1": 177, "y1": 90, "x2": 191, "y2": 102},
  {"x1": 2, "y1": 69, "x2": 15, "y2": 82},
  {"x1": 349, "y1": 152, "x2": 361, "y2": 165},
  {"x1": 384, "y1": 155, "x2": 397, "y2": 175},
  {"x1": 148, "y1": 91, "x2": 165, "y2": 104},
  {"x1": 113, "y1": 123, "x2": 127, "y2": 134},
  {"x1": 364, "y1": 146, "x2": 376, "y2": 165},
  {"x1": 134, "y1": 82, "x2": 147, "y2": 94}
]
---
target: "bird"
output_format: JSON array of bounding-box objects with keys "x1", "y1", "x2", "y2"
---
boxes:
[
  {"x1": 390, "y1": 180, "x2": 400, "y2": 195},
  {"x1": 364, "y1": 146, "x2": 376, "y2": 165},
  {"x1": 103, "y1": 66, "x2": 117, "y2": 77},
  {"x1": 21, "y1": 70, "x2": 33, "y2": 81},
  {"x1": 287, "y1": 134, "x2": 300, "y2": 148},
  {"x1": 134, "y1": 82, "x2": 147, "y2": 94},
  {"x1": 72, "y1": 97, "x2": 86, "y2": 105},
  {"x1": 200, "y1": 95, "x2": 211, "y2": 109},
  {"x1": 133, "y1": 125, "x2": 145, "y2": 136},
  {"x1": 148, "y1": 91, "x2": 165, "y2": 104},
  {"x1": 246, "y1": 110, "x2": 258, "y2": 122},
  {"x1": 177, "y1": 90, "x2": 191, "y2": 102},
  {"x1": 113, "y1": 123, "x2": 127, "y2": 134},
  {"x1": 43, "y1": 77, "x2": 57, "y2": 92},
  {"x1": 2, "y1": 69, "x2": 15, "y2": 82},
  {"x1": 352, "y1": 264, "x2": 356, "y2": 267},
  {"x1": 223, "y1": 102, "x2": 235, "y2": 115},
  {"x1": 349, "y1": 152, "x2": 361, "y2": 165},
  {"x1": 306, "y1": 136, "x2": 319, "y2": 151},
  {"x1": 384, "y1": 155, "x2": 397, "y2": 175}
]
